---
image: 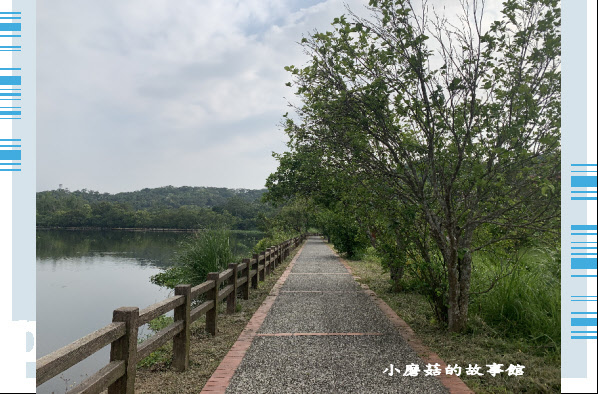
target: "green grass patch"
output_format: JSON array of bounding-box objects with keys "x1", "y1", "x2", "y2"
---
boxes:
[
  {"x1": 471, "y1": 248, "x2": 560, "y2": 350},
  {"x1": 344, "y1": 250, "x2": 560, "y2": 393},
  {"x1": 137, "y1": 315, "x2": 175, "y2": 368},
  {"x1": 151, "y1": 229, "x2": 235, "y2": 288}
]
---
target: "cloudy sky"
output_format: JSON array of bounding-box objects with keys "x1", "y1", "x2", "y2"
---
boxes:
[
  {"x1": 36, "y1": 0, "x2": 373, "y2": 193},
  {"x1": 37, "y1": 0, "x2": 503, "y2": 194}
]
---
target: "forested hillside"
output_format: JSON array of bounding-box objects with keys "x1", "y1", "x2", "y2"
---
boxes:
[{"x1": 36, "y1": 186, "x2": 273, "y2": 230}]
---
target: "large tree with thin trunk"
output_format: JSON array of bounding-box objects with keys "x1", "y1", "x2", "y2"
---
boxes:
[{"x1": 268, "y1": 0, "x2": 560, "y2": 332}]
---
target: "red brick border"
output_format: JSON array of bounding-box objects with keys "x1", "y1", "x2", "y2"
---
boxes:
[
  {"x1": 332, "y1": 245, "x2": 474, "y2": 394},
  {"x1": 200, "y1": 242, "x2": 306, "y2": 393}
]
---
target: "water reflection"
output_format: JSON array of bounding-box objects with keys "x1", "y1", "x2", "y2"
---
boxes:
[
  {"x1": 36, "y1": 230, "x2": 182, "y2": 267},
  {"x1": 36, "y1": 229, "x2": 264, "y2": 393}
]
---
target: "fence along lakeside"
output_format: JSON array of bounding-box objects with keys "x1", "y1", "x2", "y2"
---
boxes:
[{"x1": 36, "y1": 234, "x2": 307, "y2": 393}]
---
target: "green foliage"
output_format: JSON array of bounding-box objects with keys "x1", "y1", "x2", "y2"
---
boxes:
[
  {"x1": 252, "y1": 230, "x2": 298, "y2": 255},
  {"x1": 319, "y1": 207, "x2": 368, "y2": 258},
  {"x1": 345, "y1": 255, "x2": 560, "y2": 393},
  {"x1": 471, "y1": 248, "x2": 561, "y2": 346},
  {"x1": 36, "y1": 186, "x2": 275, "y2": 231},
  {"x1": 260, "y1": 197, "x2": 316, "y2": 235},
  {"x1": 137, "y1": 315, "x2": 175, "y2": 368},
  {"x1": 151, "y1": 229, "x2": 235, "y2": 288},
  {"x1": 148, "y1": 314, "x2": 174, "y2": 332},
  {"x1": 267, "y1": 0, "x2": 561, "y2": 332},
  {"x1": 252, "y1": 196, "x2": 317, "y2": 254},
  {"x1": 137, "y1": 346, "x2": 171, "y2": 368}
]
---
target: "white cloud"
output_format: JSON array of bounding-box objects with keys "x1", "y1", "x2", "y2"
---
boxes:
[{"x1": 37, "y1": 0, "x2": 503, "y2": 193}]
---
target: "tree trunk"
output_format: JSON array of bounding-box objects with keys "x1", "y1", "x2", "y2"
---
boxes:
[
  {"x1": 389, "y1": 263, "x2": 404, "y2": 291},
  {"x1": 446, "y1": 251, "x2": 472, "y2": 332}
]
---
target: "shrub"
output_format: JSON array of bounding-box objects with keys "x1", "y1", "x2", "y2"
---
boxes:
[
  {"x1": 252, "y1": 230, "x2": 297, "y2": 255},
  {"x1": 151, "y1": 229, "x2": 234, "y2": 288}
]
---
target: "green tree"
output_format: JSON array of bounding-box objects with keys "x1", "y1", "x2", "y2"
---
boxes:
[{"x1": 272, "y1": 0, "x2": 560, "y2": 331}]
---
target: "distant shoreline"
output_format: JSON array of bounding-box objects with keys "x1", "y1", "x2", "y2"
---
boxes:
[
  {"x1": 36, "y1": 227, "x2": 265, "y2": 234},
  {"x1": 36, "y1": 227, "x2": 201, "y2": 232}
]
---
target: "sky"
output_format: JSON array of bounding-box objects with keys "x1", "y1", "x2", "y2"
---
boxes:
[
  {"x1": 36, "y1": 0, "x2": 501, "y2": 194},
  {"x1": 36, "y1": 0, "x2": 372, "y2": 193}
]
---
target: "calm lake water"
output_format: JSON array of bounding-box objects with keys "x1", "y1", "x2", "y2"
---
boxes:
[{"x1": 36, "y1": 229, "x2": 263, "y2": 394}]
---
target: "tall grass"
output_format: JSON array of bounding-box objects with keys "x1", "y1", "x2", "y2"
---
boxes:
[
  {"x1": 252, "y1": 230, "x2": 298, "y2": 254},
  {"x1": 471, "y1": 248, "x2": 561, "y2": 348},
  {"x1": 151, "y1": 229, "x2": 234, "y2": 288}
]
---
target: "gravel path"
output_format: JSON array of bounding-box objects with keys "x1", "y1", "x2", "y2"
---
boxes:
[{"x1": 225, "y1": 237, "x2": 448, "y2": 393}]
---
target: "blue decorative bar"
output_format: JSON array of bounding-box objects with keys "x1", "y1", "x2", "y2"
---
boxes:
[
  {"x1": 572, "y1": 258, "x2": 598, "y2": 270},
  {"x1": 572, "y1": 318, "x2": 598, "y2": 326},
  {"x1": 0, "y1": 76, "x2": 21, "y2": 85},
  {"x1": 0, "y1": 22, "x2": 20, "y2": 31},
  {"x1": 0, "y1": 150, "x2": 21, "y2": 160}
]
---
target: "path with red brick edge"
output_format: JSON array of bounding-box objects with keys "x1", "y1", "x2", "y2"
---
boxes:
[{"x1": 202, "y1": 236, "x2": 472, "y2": 393}]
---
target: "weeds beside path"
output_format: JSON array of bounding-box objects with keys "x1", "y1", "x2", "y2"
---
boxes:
[
  {"x1": 134, "y1": 247, "x2": 302, "y2": 393},
  {"x1": 343, "y1": 256, "x2": 561, "y2": 393}
]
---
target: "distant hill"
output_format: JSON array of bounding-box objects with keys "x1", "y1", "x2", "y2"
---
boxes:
[
  {"x1": 52, "y1": 186, "x2": 266, "y2": 210},
  {"x1": 36, "y1": 186, "x2": 272, "y2": 230}
]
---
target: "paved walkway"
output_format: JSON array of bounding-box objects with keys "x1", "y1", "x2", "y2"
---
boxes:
[{"x1": 206, "y1": 237, "x2": 462, "y2": 393}]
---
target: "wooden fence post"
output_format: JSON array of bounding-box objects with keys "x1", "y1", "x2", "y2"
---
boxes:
[
  {"x1": 108, "y1": 307, "x2": 139, "y2": 394},
  {"x1": 243, "y1": 258, "x2": 250, "y2": 299},
  {"x1": 206, "y1": 273, "x2": 220, "y2": 336},
  {"x1": 173, "y1": 284, "x2": 191, "y2": 371},
  {"x1": 227, "y1": 263, "x2": 238, "y2": 314},
  {"x1": 266, "y1": 248, "x2": 272, "y2": 276},
  {"x1": 259, "y1": 251, "x2": 266, "y2": 281},
  {"x1": 278, "y1": 244, "x2": 282, "y2": 263},
  {"x1": 252, "y1": 254, "x2": 259, "y2": 288}
]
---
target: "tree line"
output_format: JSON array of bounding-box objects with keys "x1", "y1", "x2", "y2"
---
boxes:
[
  {"x1": 266, "y1": 0, "x2": 560, "y2": 332},
  {"x1": 36, "y1": 186, "x2": 275, "y2": 231}
]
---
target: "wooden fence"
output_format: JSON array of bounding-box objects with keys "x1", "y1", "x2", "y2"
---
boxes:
[{"x1": 36, "y1": 235, "x2": 307, "y2": 393}]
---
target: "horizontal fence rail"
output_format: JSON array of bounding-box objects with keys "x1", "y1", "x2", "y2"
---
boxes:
[{"x1": 36, "y1": 234, "x2": 307, "y2": 394}]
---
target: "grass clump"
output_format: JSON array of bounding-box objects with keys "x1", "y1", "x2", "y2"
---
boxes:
[
  {"x1": 151, "y1": 229, "x2": 235, "y2": 288},
  {"x1": 252, "y1": 231, "x2": 298, "y2": 254},
  {"x1": 137, "y1": 315, "x2": 175, "y2": 368},
  {"x1": 471, "y1": 248, "x2": 560, "y2": 349},
  {"x1": 344, "y1": 247, "x2": 561, "y2": 393}
]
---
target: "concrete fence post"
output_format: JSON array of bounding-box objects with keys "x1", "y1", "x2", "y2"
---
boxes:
[
  {"x1": 252, "y1": 254, "x2": 259, "y2": 288},
  {"x1": 173, "y1": 284, "x2": 191, "y2": 371},
  {"x1": 259, "y1": 251, "x2": 266, "y2": 281},
  {"x1": 243, "y1": 258, "x2": 251, "y2": 299},
  {"x1": 266, "y1": 248, "x2": 271, "y2": 276},
  {"x1": 227, "y1": 263, "x2": 238, "y2": 314},
  {"x1": 206, "y1": 273, "x2": 220, "y2": 335},
  {"x1": 108, "y1": 307, "x2": 139, "y2": 394}
]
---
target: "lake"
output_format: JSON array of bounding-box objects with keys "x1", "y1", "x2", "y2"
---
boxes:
[{"x1": 36, "y1": 229, "x2": 263, "y2": 394}]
